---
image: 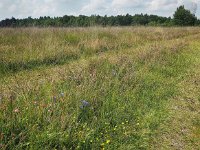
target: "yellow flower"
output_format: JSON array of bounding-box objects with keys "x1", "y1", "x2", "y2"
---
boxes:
[
  {"x1": 122, "y1": 122, "x2": 124, "y2": 125},
  {"x1": 106, "y1": 139, "x2": 110, "y2": 144}
]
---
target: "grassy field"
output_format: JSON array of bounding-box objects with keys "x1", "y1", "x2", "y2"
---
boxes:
[{"x1": 0, "y1": 27, "x2": 200, "y2": 150}]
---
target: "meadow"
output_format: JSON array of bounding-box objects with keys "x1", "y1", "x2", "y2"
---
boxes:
[{"x1": 0, "y1": 27, "x2": 200, "y2": 149}]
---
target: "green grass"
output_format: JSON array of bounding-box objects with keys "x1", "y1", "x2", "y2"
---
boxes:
[{"x1": 0, "y1": 27, "x2": 200, "y2": 149}]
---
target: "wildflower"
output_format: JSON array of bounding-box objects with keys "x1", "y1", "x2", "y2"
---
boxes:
[
  {"x1": 80, "y1": 100, "x2": 90, "y2": 109},
  {"x1": 101, "y1": 143, "x2": 105, "y2": 146},
  {"x1": 106, "y1": 139, "x2": 111, "y2": 144},
  {"x1": 82, "y1": 100, "x2": 90, "y2": 106},
  {"x1": 122, "y1": 122, "x2": 125, "y2": 125},
  {"x1": 136, "y1": 123, "x2": 140, "y2": 125},
  {"x1": 60, "y1": 92, "x2": 64, "y2": 97},
  {"x1": 13, "y1": 108, "x2": 19, "y2": 113}
]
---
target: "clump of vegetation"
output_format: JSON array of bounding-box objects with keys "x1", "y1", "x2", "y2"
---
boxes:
[{"x1": 0, "y1": 27, "x2": 200, "y2": 149}]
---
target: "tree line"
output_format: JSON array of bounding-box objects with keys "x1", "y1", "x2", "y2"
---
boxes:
[{"x1": 0, "y1": 6, "x2": 199, "y2": 27}]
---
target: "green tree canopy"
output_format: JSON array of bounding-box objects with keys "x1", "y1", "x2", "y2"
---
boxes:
[
  {"x1": 173, "y1": 5, "x2": 197, "y2": 26},
  {"x1": 0, "y1": 9, "x2": 199, "y2": 27}
]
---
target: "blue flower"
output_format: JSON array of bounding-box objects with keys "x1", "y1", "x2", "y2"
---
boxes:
[{"x1": 80, "y1": 100, "x2": 90, "y2": 109}]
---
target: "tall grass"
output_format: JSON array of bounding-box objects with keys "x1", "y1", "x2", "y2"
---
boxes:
[{"x1": 0, "y1": 27, "x2": 200, "y2": 149}]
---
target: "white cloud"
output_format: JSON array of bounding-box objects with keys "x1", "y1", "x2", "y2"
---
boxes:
[
  {"x1": 111, "y1": 0, "x2": 146, "y2": 8},
  {"x1": 148, "y1": 0, "x2": 178, "y2": 11},
  {"x1": 0, "y1": 0, "x2": 200, "y2": 20},
  {"x1": 0, "y1": 2, "x2": 3, "y2": 9},
  {"x1": 181, "y1": 0, "x2": 199, "y2": 14},
  {"x1": 0, "y1": 0, "x2": 80, "y2": 19},
  {"x1": 8, "y1": 4, "x2": 17, "y2": 13},
  {"x1": 81, "y1": 0, "x2": 108, "y2": 14}
]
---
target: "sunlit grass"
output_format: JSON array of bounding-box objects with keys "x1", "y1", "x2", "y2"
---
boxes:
[{"x1": 0, "y1": 27, "x2": 200, "y2": 149}]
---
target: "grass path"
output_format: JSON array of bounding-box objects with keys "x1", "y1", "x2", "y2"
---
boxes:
[{"x1": 151, "y1": 41, "x2": 200, "y2": 150}]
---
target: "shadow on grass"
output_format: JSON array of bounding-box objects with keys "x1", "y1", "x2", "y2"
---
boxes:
[{"x1": 0, "y1": 53, "x2": 79, "y2": 75}]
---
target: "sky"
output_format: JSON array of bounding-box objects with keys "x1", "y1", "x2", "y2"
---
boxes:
[{"x1": 0, "y1": 0, "x2": 200, "y2": 20}]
